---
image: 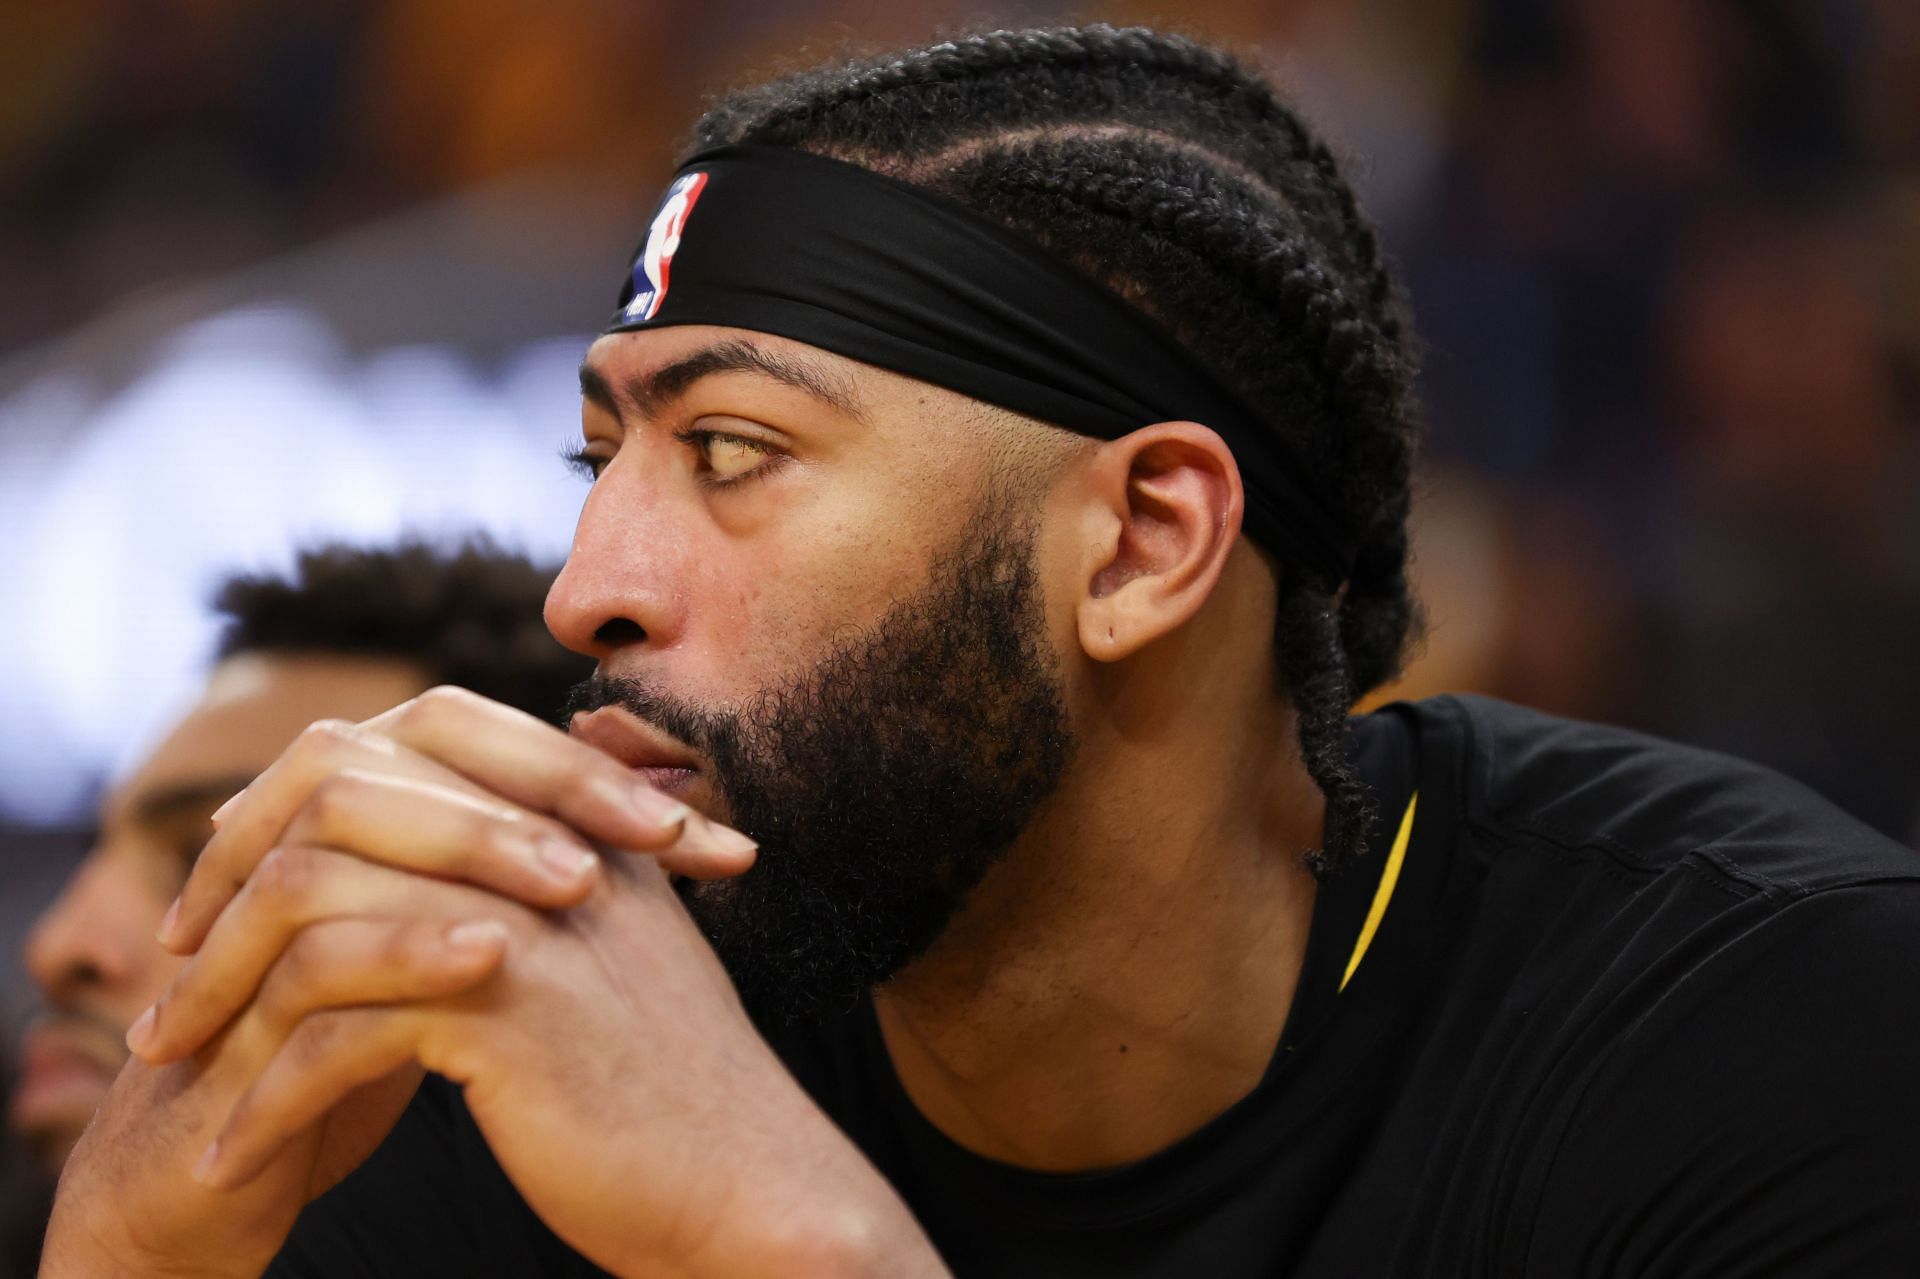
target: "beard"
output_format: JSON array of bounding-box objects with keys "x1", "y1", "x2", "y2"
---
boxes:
[{"x1": 561, "y1": 511, "x2": 1074, "y2": 1030}]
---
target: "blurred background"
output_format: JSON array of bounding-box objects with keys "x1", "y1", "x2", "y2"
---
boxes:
[{"x1": 1, "y1": 0, "x2": 1915, "y2": 1174}]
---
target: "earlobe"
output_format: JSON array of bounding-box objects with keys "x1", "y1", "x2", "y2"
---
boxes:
[{"x1": 1074, "y1": 423, "x2": 1244, "y2": 663}]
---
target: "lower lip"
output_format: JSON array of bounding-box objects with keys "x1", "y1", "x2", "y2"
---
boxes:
[{"x1": 634, "y1": 766, "x2": 697, "y2": 795}]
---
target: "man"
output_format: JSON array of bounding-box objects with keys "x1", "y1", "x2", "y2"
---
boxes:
[
  {"x1": 12, "y1": 540, "x2": 589, "y2": 1178},
  {"x1": 42, "y1": 25, "x2": 1920, "y2": 1278}
]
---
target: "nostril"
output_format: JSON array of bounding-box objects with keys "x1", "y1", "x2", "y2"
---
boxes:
[
  {"x1": 37, "y1": 958, "x2": 104, "y2": 1004},
  {"x1": 593, "y1": 618, "x2": 647, "y2": 648}
]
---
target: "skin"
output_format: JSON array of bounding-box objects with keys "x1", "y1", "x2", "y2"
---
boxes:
[
  {"x1": 13, "y1": 654, "x2": 430, "y2": 1175},
  {"x1": 42, "y1": 323, "x2": 1326, "y2": 1277}
]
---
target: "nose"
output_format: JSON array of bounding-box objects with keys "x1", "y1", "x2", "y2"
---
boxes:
[
  {"x1": 24, "y1": 853, "x2": 149, "y2": 1009},
  {"x1": 545, "y1": 462, "x2": 694, "y2": 662}
]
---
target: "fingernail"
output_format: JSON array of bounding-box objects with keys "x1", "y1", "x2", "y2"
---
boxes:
[
  {"x1": 446, "y1": 919, "x2": 509, "y2": 952},
  {"x1": 125, "y1": 1005, "x2": 157, "y2": 1054},
  {"x1": 155, "y1": 897, "x2": 181, "y2": 945},
  {"x1": 537, "y1": 836, "x2": 597, "y2": 883},
  {"x1": 190, "y1": 1139, "x2": 222, "y2": 1187},
  {"x1": 690, "y1": 821, "x2": 757, "y2": 859},
  {"x1": 630, "y1": 784, "x2": 691, "y2": 832},
  {"x1": 210, "y1": 790, "x2": 245, "y2": 825}
]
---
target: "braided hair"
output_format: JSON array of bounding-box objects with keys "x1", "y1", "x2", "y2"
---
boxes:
[{"x1": 692, "y1": 25, "x2": 1422, "y2": 870}]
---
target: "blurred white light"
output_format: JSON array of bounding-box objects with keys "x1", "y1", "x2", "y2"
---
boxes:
[
  {"x1": 0, "y1": 304, "x2": 591, "y2": 821},
  {"x1": 0, "y1": 370, "x2": 107, "y2": 821}
]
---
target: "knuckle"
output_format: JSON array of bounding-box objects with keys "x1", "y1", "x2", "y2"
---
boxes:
[
  {"x1": 439, "y1": 805, "x2": 520, "y2": 880},
  {"x1": 398, "y1": 685, "x2": 475, "y2": 731},
  {"x1": 292, "y1": 718, "x2": 359, "y2": 763},
  {"x1": 252, "y1": 845, "x2": 322, "y2": 909},
  {"x1": 520, "y1": 815, "x2": 578, "y2": 856},
  {"x1": 260, "y1": 935, "x2": 320, "y2": 1019},
  {"x1": 391, "y1": 919, "x2": 448, "y2": 971},
  {"x1": 301, "y1": 770, "x2": 359, "y2": 825},
  {"x1": 487, "y1": 808, "x2": 559, "y2": 862},
  {"x1": 474, "y1": 795, "x2": 528, "y2": 839},
  {"x1": 284, "y1": 1011, "x2": 340, "y2": 1071}
]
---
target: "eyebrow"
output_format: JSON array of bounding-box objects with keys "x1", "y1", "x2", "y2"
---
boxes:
[
  {"x1": 129, "y1": 775, "x2": 258, "y2": 826},
  {"x1": 578, "y1": 339, "x2": 867, "y2": 425}
]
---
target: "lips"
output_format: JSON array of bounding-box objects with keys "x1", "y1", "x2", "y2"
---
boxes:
[
  {"x1": 570, "y1": 705, "x2": 703, "y2": 797},
  {"x1": 11, "y1": 1019, "x2": 126, "y2": 1133}
]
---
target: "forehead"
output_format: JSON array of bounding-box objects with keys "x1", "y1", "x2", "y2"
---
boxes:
[{"x1": 104, "y1": 654, "x2": 428, "y2": 824}]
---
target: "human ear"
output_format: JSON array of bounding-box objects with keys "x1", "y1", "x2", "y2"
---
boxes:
[{"x1": 1074, "y1": 422, "x2": 1244, "y2": 662}]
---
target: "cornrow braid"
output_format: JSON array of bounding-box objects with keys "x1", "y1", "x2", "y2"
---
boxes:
[{"x1": 693, "y1": 24, "x2": 1423, "y2": 870}]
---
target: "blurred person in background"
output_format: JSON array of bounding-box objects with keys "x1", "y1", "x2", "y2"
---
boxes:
[
  {"x1": 7, "y1": 541, "x2": 588, "y2": 1235},
  {"x1": 1646, "y1": 195, "x2": 1920, "y2": 839},
  {"x1": 1390, "y1": 0, "x2": 1920, "y2": 834},
  {"x1": 37, "y1": 25, "x2": 1920, "y2": 1279}
]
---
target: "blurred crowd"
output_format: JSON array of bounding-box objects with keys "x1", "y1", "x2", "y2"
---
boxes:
[
  {"x1": 1382, "y1": 0, "x2": 1920, "y2": 847},
  {"x1": 1, "y1": 0, "x2": 1916, "y2": 1269},
  {"x1": 4, "y1": 0, "x2": 1913, "y2": 840}
]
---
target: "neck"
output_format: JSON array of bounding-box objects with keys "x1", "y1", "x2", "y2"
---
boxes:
[{"x1": 873, "y1": 606, "x2": 1324, "y2": 1172}]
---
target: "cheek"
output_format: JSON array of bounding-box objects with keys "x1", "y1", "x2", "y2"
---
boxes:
[
  {"x1": 687, "y1": 532, "x2": 884, "y2": 679},
  {"x1": 681, "y1": 492, "x2": 954, "y2": 693}
]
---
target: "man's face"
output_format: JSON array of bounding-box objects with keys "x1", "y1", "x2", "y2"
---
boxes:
[
  {"x1": 548, "y1": 326, "x2": 1084, "y2": 1025},
  {"x1": 12, "y1": 654, "x2": 426, "y2": 1174}
]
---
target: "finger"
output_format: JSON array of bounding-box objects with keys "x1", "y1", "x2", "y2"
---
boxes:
[
  {"x1": 132, "y1": 847, "x2": 517, "y2": 1064},
  {"x1": 279, "y1": 768, "x2": 600, "y2": 910},
  {"x1": 366, "y1": 686, "x2": 756, "y2": 880},
  {"x1": 193, "y1": 1006, "x2": 420, "y2": 1191},
  {"x1": 251, "y1": 916, "x2": 509, "y2": 1038},
  {"x1": 165, "y1": 718, "x2": 500, "y2": 954}
]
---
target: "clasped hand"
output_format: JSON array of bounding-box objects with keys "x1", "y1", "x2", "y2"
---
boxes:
[
  {"x1": 133, "y1": 685, "x2": 754, "y2": 1189},
  {"x1": 47, "y1": 687, "x2": 939, "y2": 1278}
]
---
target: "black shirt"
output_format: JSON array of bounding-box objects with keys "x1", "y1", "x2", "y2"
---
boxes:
[{"x1": 269, "y1": 696, "x2": 1920, "y2": 1276}]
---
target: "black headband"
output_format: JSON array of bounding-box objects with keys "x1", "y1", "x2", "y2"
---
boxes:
[{"x1": 604, "y1": 143, "x2": 1355, "y2": 584}]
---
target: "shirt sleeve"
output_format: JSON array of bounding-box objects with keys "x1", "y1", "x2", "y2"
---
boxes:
[
  {"x1": 266, "y1": 1073, "x2": 604, "y2": 1279},
  {"x1": 1523, "y1": 882, "x2": 1920, "y2": 1278}
]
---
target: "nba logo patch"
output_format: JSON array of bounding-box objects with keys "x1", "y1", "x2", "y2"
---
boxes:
[{"x1": 622, "y1": 171, "x2": 710, "y2": 323}]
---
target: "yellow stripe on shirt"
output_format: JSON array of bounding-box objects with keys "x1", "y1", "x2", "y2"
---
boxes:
[{"x1": 1340, "y1": 792, "x2": 1418, "y2": 993}]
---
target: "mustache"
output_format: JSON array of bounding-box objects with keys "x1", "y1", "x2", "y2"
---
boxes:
[
  {"x1": 561, "y1": 674, "x2": 734, "y2": 758},
  {"x1": 16, "y1": 1003, "x2": 129, "y2": 1064}
]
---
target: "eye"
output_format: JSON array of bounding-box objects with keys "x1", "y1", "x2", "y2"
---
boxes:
[
  {"x1": 676, "y1": 428, "x2": 782, "y2": 488},
  {"x1": 702, "y1": 434, "x2": 767, "y2": 481},
  {"x1": 562, "y1": 444, "x2": 610, "y2": 481}
]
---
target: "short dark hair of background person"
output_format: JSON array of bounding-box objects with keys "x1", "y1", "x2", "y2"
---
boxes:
[{"x1": 213, "y1": 537, "x2": 594, "y2": 727}]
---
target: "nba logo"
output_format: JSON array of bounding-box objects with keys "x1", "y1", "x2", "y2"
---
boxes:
[{"x1": 623, "y1": 171, "x2": 710, "y2": 323}]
